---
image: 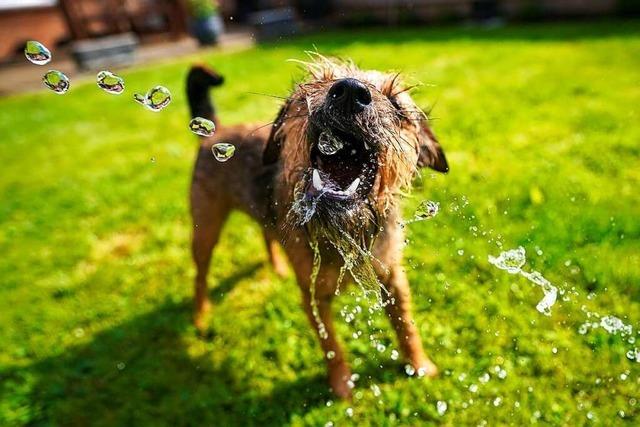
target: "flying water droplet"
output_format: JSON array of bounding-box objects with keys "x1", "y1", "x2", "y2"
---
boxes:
[
  {"x1": 414, "y1": 200, "x2": 440, "y2": 220},
  {"x1": 134, "y1": 86, "x2": 171, "y2": 111},
  {"x1": 390, "y1": 349, "x2": 399, "y2": 360},
  {"x1": 96, "y1": 70, "x2": 125, "y2": 94},
  {"x1": 436, "y1": 400, "x2": 448, "y2": 416},
  {"x1": 488, "y1": 246, "x2": 526, "y2": 274},
  {"x1": 42, "y1": 70, "x2": 70, "y2": 94},
  {"x1": 404, "y1": 364, "x2": 416, "y2": 376},
  {"x1": 317, "y1": 131, "x2": 343, "y2": 155},
  {"x1": 146, "y1": 86, "x2": 171, "y2": 111},
  {"x1": 211, "y1": 143, "x2": 236, "y2": 162},
  {"x1": 326, "y1": 350, "x2": 335, "y2": 360},
  {"x1": 600, "y1": 315, "x2": 633, "y2": 335},
  {"x1": 189, "y1": 117, "x2": 216, "y2": 137},
  {"x1": 24, "y1": 41, "x2": 51, "y2": 65}
]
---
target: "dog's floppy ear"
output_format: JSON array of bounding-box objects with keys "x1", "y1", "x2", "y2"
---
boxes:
[
  {"x1": 417, "y1": 122, "x2": 448, "y2": 173},
  {"x1": 263, "y1": 101, "x2": 289, "y2": 165}
]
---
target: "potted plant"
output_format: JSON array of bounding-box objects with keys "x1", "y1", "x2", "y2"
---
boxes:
[{"x1": 188, "y1": 0, "x2": 223, "y2": 46}]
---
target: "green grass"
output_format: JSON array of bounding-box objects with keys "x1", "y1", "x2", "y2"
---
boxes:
[{"x1": 1, "y1": 20, "x2": 640, "y2": 426}]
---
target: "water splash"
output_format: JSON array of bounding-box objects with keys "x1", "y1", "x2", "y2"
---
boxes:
[
  {"x1": 24, "y1": 41, "x2": 51, "y2": 65},
  {"x1": 489, "y1": 247, "x2": 557, "y2": 316},
  {"x1": 189, "y1": 117, "x2": 216, "y2": 137},
  {"x1": 96, "y1": 71, "x2": 125, "y2": 94},
  {"x1": 402, "y1": 200, "x2": 440, "y2": 227},
  {"x1": 211, "y1": 143, "x2": 236, "y2": 162},
  {"x1": 133, "y1": 86, "x2": 171, "y2": 111},
  {"x1": 317, "y1": 131, "x2": 343, "y2": 155},
  {"x1": 42, "y1": 70, "x2": 70, "y2": 94},
  {"x1": 436, "y1": 400, "x2": 448, "y2": 416}
]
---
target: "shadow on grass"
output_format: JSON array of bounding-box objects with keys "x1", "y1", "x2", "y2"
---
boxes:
[{"x1": 2, "y1": 263, "x2": 411, "y2": 426}]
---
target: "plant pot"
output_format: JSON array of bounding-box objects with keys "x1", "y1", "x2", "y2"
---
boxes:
[{"x1": 190, "y1": 13, "x2": 223, "y2": 46}]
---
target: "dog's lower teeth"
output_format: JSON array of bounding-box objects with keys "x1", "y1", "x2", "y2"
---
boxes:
[
  {"x1": 346, "y1": 177, "x2": 360, "y2": 195},
  {"x1": 312, "y1": 169, "x2": 324, "y2": 190}
]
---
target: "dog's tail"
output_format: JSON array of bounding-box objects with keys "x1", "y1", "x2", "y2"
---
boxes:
[{"x1": 186, "y1": 64, "x2": 225, "y2": 126}]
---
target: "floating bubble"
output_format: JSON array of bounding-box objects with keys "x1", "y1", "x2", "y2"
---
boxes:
[
  {"x1": 134, "y1": 86, "x2": 171, "y2": 111},
  {"x1": 211, "y1": 143, "x2": 236, "y2": 162},
  {"x1": 488, "y1": 246, "x2": 526, "y2": 274},
  {"x1": 436, "y1": 400, "x2": 447, "y2": 416},
  {"x1": 189, "y1": 117, "x2": 216, "y2": 137},
  {"x1": 317, "y1": 131, "x2": 343, "y2": 155},
  {"x1": 96, "y1": 70, "x2": 125, "y2": 94},
  {"x1": 24, "y1": 40, "x2": 51, "y2": 65},
  {"x1": 42, "y1": 70, "x2": 70, "y2": 94}
]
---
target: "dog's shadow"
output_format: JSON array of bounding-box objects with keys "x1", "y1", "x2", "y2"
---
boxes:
[{"x1": 5, "y1": 263, "x2": 403, "y2": 426}]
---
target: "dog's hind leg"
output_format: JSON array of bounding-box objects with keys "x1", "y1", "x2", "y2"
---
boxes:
[
  {"x1": 263, "y1": 233, "x2": 289, "y2": 277},
  {"x1": 191, "y1": 181, "x2": 230, "y2": 333}
]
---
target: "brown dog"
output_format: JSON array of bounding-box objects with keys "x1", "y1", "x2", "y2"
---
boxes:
[{"x1": 187, "y1": 56, "x2": 448, "y2": 398}]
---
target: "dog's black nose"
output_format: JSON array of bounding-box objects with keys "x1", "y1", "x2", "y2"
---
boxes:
[{"x1": 327, "y1": 78, "x2": 372, "y2": 114}]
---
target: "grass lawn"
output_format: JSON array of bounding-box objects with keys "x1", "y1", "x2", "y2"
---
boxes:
[{"x1": 1, "y1": 20, "x2": 640, "y2": 426}]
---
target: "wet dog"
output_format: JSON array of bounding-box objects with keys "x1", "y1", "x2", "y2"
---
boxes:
[{"x1": 187, "y1": 56, "x2": 448, "y2": 398}]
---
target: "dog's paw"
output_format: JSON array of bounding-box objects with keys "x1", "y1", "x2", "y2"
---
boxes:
[
  {"x1": 329, "y1": 364, "x2": 353, "y2": 400},
  {"x1": 414, "y1": 358, "x2": 438, "y2": 378}
]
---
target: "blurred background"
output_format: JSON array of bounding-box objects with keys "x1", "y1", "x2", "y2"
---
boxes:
[
  {"x1": 1, "y1": 0, "x2": 639, "y2": 94},
  {"x1": 1, "y1": 1, "x2": 639, "y2": 426}
]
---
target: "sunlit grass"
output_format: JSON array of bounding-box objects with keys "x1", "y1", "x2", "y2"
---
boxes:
[{"x1": 1, "y1": 20, "x2": 639, "y2": 426}]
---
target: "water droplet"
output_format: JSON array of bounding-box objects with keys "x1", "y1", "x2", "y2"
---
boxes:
[
  {"x1": 189, "y1": 117, "x2": 216, "y2": 137},
  {"x1": 133, "y1": 92, "x2": 147, "y2": 105},
  {"x1": 493, "y1": 397, "x2": 502, "y2": 407},
  {"x1": 24, "y1": 40, "x2": 51, "y2": 65},
  {"x1": 376, "y1": 343, "x2": 386, "y2": 353},
  {"x1": 116, "y1": 362, "x2": 126, "y2": 370},
  {"x1": 488, "y1": 246, "x2": 526, "y2": 274},
  {"x1": 96, "y1": 70, "x2": 124, "y2": 94},
  {"x1": 390, "y1": 349, "x2": 399, "y2": 360},
  {"x1": 469, "y1": 383, "x2": 478, "y2": 393},
  {"x1": 345, "y1": 407, "x2": 353, "y2": 417},
  {"x1": 600, "y1": 315, "x2": 632, "y2": 335},
  {"x1": 414, "y1": 200, "x2": 440, "y2": 220},
  {"x1": 404, "y1": 364, "x2": 416, "y2": 376},
  {"x1": 42, "y1": 70, "x2": 70, "y2": 94},
  {"x1": 497, "y1": 368, "x2": 507, "y2": 379},
  {"x1": 326, "y1": 350, "x2": 335, "y2": 360},
  {"x1": 436, "y1": 400, "x2": 447, "y2": 416},
  {"x1": 479, "y1": 373, "x2": 490, "y2": 383},
  {"x1": 317, "y1": 131, "x2": 343, "y2": 155},
  {"x1": 211, "y1": 143, "x2": 236, "y2": 162},
  {"x1": 626, "y1": 348, "x2": 639, "y2": 362},
  {"x1": 134, "y1": 86, "x2": 171, "y2": 111},
  {"x1": 147, "y1": 86, "x2": 171, "y2": 110},
  {"x1": 371, "y1": 384, "x2": 381, "y2": 397}
]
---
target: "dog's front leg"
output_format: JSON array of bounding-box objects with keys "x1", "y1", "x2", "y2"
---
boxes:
[
  {"x1": 382, "y1": 265, "x2": 438, "y2": 378},
  {"x1": 300, "y1": 287, "x2": 352, "y2": 399}
]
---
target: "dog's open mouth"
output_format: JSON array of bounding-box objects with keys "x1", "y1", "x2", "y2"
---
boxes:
[{"x1": 306, "y1": 126, "x2": 378, "y2": 202}]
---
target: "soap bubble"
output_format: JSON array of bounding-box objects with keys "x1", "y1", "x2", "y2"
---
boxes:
[
  {"x1": 42, "y1": 70, "x2": 70, "y2": 94},
  {"x1": 189, "y1": 117, "x2": 216, "y2": 137},
  {"x1": 211, "y1": 143, "x2": 236, "y2": 162},
  {"x1": 24, "y1": 41, "x2": 51, "y2": 65},
  {"x1": 96, "y1": 70, "x2": 125, "y2": 94}
]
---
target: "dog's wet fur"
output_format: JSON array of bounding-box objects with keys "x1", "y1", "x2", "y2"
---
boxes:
[{"x1": 188, "y1": 56, "x2": 447, "y2": 398}]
